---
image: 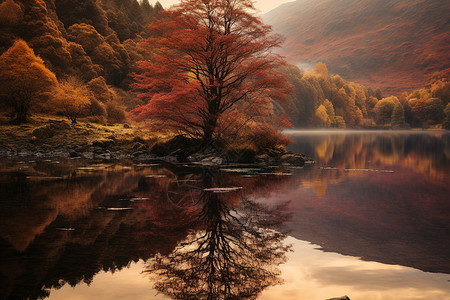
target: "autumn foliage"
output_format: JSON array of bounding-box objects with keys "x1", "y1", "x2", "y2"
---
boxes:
[
  {"x1": 281, "y1": 63, "x2": 449, "y2": 129},
  {"x1": 52, "y1": 77, "x2": 92, "y2": 124},
  {"x1": 404, "y1": 70, "x2": 449, "y2": 128},
  {"x1": 282, "y1": 63, "x2": 377, "y2": 128},
  {"x1": 0, "y1": 0, "x2": 162, "y2": 124},
  {"x1": 0, "y1": 0, "x2": 447, "y2": 131},
  {"x1": 264, "y1": 0, "x2": 450, "y2": 95},
  {"x1": 0, "y1": 39, "x2": 57, "y2": 123},
  {"x1": 132, "y1": 0, "x2": 291, "y2": 145}
]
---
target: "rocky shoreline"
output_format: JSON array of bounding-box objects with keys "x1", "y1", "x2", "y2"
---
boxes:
[
  {"x1": 0, "y1": 142, "x2": 311, "y2": 167},
  {"x1": 0, "y1": 118, "x2": 313, "y2": 167}
]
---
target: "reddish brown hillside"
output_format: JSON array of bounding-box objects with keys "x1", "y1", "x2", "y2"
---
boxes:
[{"x1": 264, "y1": 0, "x2": 450, "y2": 95}]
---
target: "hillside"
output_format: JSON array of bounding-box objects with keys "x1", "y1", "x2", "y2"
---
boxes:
[{"x1": 264, "y1": 0, "x2": 450, "y2": 95}]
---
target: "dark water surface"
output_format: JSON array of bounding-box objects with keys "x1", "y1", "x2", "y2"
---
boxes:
[{"x1": 0, "y1": 130, "x2": 449, "y2": 300}]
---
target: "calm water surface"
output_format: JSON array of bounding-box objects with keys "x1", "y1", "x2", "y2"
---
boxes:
[{"x1": 0, "y1": 130, "x2": 449, "y2": 300}]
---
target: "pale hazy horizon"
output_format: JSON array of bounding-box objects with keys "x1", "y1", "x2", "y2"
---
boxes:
[{"x1": 150, "y1": 0, "x2": 294, "y2": 14}]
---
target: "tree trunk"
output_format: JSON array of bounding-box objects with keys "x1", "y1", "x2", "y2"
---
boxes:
[
  {"x1": 202, "y1": 115, "x2": 218, "y2": 146},
  {"x1": 12, "y1": 98, "x2": 29, "y2": 124}
]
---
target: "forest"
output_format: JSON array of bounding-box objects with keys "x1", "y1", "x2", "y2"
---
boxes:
[
  {"x1": 282, "y1": 63, "x2": 450, "y2": 129},
  {"x1": 0, "y1": 0, "x2": 162, "y2": 124},
  {"x1": 0, "y1": 0, "x2": 449, "y2": 134}
]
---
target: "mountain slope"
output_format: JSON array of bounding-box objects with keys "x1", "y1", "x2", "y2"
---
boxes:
[{"x1": 264, "y1": 0, "x2": 450, "y2": 94}]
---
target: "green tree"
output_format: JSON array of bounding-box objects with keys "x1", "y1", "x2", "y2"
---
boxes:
[{"x1": 0, "y1": 40, "x2": 57, "y2": 123}]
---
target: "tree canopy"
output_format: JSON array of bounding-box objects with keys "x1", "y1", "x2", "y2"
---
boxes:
[
  {"x1": 132, "y1": 0, "x2": 291, "y2": 145},
  {"x1": 0, "y1": 39, "x2": 57, "y2": 123}
]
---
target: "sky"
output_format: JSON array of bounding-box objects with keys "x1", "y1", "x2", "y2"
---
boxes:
[{"x1": 150, "y1": 0, "x2": 294, "y2": 14}]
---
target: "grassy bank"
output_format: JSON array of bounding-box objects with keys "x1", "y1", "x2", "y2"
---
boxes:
[{"x1": 0, "y1": 114, "x2": 163, "y2": 157}]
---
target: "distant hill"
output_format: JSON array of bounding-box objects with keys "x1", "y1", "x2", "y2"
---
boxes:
[{"x1": 264, "y1": 0, "x2": 450, "y2": 95}]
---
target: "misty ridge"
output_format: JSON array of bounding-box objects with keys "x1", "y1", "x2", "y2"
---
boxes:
[{"x1": 264, "y1": 0, "x2": 450, "y2": 95}]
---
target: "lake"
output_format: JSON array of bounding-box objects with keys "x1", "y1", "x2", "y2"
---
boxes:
[{"x1": 0, "y1": 130, "x2": 449, "y2": 300}]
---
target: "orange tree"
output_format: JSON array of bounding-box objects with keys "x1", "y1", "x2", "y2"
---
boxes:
[
  {"x1": 52, "y1": 77, "x2": 92, "y2": 124},
  {"x1": 131, "y1": 0, "x2": 291, "y2": 146},
  {"x1": 0, "y1": 40, "x2": 57, "y2": 123}
]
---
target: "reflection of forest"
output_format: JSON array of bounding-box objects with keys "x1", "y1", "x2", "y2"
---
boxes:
[
  {"x1": 290, "y1": 132, "x2": 449, "y2": 179},
  {"x1": 0, "y1": 162, "x2": 292, "y2": 299},
  {"x1": 283, "y1": 132, "x2": 450, "y2": 274}
]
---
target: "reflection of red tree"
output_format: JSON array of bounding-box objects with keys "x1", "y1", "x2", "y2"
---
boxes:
[
  {"x1": 132, "y1": 168, "x2": 293, "y2": 248},
  {"x1": 144, "y1": 170, "x2": 292, "y2": 300}
]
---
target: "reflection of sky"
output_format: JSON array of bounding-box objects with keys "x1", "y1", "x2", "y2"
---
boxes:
[
  {"x1": 48, "y1": 261, "x2": 165, "y2": 300},
  {"x1": 257, "y1": 162, "x2": 450, "y2": 273},
  {"x1": 261, "y1": 238, "x2": 450, "y2": 300},
  {"x1": 49, "y1": 238, "x2": 450, "y2": 300}
]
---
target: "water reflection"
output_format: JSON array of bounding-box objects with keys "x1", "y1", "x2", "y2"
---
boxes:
[
  {"x1": 0, "y1": 161, "x2": 292, "y2": 299},
  {"x1": 286, "y1": 130, "x2": 449, "y2": 180},
  {"x1": 0, "y1": 131, "x2": 449, "y2": 299},
  {"x1": 282, "y1": 130, "x2": 450, "y2": 274},
  {"x1": 146, "y1": 169, "x2": 291, "y2": 299}
]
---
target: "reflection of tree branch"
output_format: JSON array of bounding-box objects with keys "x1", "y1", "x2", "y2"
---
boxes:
[{"x1": 147, "y1": 171, "x2": 292, "y2": 300}]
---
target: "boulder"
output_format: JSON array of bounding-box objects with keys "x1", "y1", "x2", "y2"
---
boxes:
[
  {"x1": 48, "y1": 120, "x2": 71, "y2": 130},
  {"x1": 200, "y1": 156, "x2": 223, "y2": 165},
  {"x1": 255, "y1": 153, "x2": 270, "y2": 164},
  {"x1": 96, "y1": 152, "x2": 111, "y2": 160},
  {"x1": 32, "y1": 125, "x2": 55, "y2": 139},
  {"x1": 32, "y1": 121, "x2": 71, "y2": 139},
  {"x1": 326, "y1": 296, "x2": 350, "y2": 300},
  {"x1": 151, "y1": 135, "x2": 199, "y2": 157},
  {"x1": 69, "y1": 151, "x2": 80, "y2": 158},
  {"x1": 224, "y1": 146, "x2": 257, "y2": 163},
  {"x1": 92, "y1": 139, "x2": 116, "y2": 148},
  {"x1": 280, "y1": 153, "x2": 305, "y2": 166}
]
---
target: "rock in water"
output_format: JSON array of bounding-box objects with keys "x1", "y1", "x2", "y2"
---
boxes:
[{"x1": 280, "y1": 153, "x2": 305, "y2": 166}]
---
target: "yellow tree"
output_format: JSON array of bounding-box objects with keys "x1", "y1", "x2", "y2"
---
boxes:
[
  {"x1": 0, "y1": 40, "x2": 57, "y2": 123},
  {"x1": 52, "y1": 77, "x2": 92, "y2": 124},
  {"x1": 310, "y1": 62, "x2": 328, "y2": 79},
  {"x1": 312, "y1": 104, "x2": 331, "y2": 127}
]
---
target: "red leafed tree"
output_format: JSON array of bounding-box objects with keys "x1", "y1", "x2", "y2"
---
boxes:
[{"x1": 132, "y1": 0, "x2": 291, "y2": 145}]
